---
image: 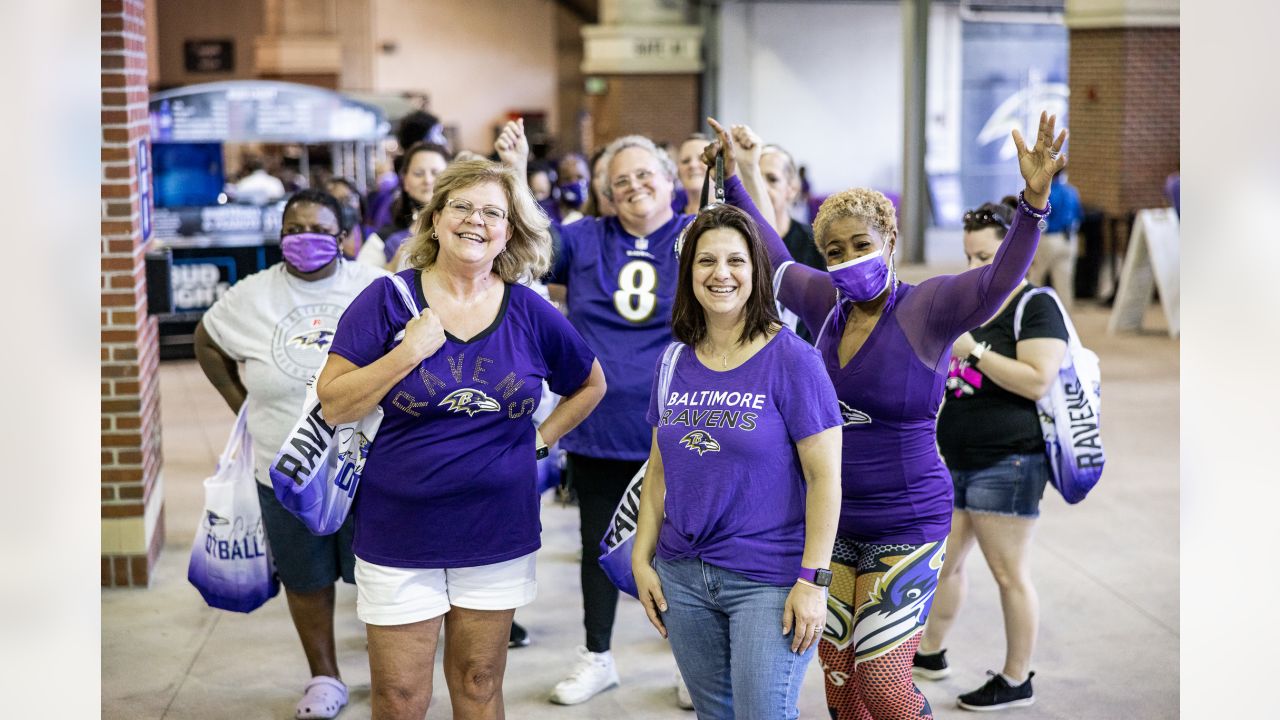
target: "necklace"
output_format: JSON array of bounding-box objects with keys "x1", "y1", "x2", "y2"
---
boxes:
[{"x1": 703, "y1": 340, "x2": 735, "y2": 369}]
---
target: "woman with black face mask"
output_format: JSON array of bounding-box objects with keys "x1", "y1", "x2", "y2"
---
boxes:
[{"x1": 194, "y1": 189, "x2": 389, "y2": 720}]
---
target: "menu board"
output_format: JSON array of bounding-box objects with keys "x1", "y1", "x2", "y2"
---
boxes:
[{"x1": 151, "y1": 80, "x2": 388, "y2": 143}]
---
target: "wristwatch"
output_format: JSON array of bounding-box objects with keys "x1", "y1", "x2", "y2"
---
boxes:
[
  {"x1": 536, "y1": 429, "x2": 550, "y2": 460},
  {"x1": 798, "y1": 567, "x2": 833, "y2": 588},
  {"x1": 967, "y1": 341, "x2": 990, "y2": 366}
]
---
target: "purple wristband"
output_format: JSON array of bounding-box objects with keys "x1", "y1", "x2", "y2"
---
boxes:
[{"x1": 1018, "y1": 191, "x2": 1052, "y2": 230}]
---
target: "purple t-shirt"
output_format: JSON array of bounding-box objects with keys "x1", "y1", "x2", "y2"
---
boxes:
[
  {"x1": 329, "y1": 270, "x2": 596, "y2": 568},
  {"x1": 645, "y1": 329, "x2": 842, "y2": 586},
  {"x1": 549, "y1": 213, "x2": 694, "y2": 460},
  {"x1": 722, "y1": 176, "x2": 1041, "y2": 544}
]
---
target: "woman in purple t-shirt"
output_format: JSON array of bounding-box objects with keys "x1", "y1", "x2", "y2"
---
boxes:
[
  {"x1": 317, "y1": 156, "x2": 607, "y2": 719},
  {"x1": 631, "y1": 204, "x2": 843, "y2": 719},
  {"x1": 709, "y1": 113, "x2": 1066, "y2": 719}
]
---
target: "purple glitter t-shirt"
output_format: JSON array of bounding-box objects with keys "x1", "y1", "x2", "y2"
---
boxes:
[
  {"x1": 329, "y1": 270, "x2": 596, "y2": 568},
  {"x1": 645, "y1": 329, "x2": 842, "y2": 586}
]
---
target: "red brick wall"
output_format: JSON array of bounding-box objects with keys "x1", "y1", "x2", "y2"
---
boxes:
[
  {"x1": 102, "y1": 0, "x2": 164, "y2": 587},
  {"x1": 1068, "y1": 27, "x2": 1180, "y2": 215},
  {"x1": 585, "y1": 74, "x2": 700, "y2": 151}
]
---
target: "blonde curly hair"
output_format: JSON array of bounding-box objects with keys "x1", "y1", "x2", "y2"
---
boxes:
[
  {"x1": 403, "y1": 159, "x2": 552, "y2": 283},
  {"x1": 812, "y1": 188, "x2": 898, "y2": 250}
]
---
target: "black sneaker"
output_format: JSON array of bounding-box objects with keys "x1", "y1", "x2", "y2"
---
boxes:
[
  {"x1": 957, "y1": 671, "x2": 1035, "y2": 711},
  {"x1": 912, "y1": 649, "x2": 950, "y2": 680},
  {"x1": 509, "y1": 621, "x2": 530, "y2": 648}
]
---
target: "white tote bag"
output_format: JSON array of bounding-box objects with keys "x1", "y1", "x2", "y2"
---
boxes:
[{"x1": 188, "y1": 404, "x2": 280, "y2": 613}]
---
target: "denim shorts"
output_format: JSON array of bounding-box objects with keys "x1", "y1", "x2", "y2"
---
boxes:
[
  {"x1": 949, "y1": 453, "x2": 1050, "y2": 518},
  {"x1": 256, "y1": 482, "x2": 355, "y2": 593}
]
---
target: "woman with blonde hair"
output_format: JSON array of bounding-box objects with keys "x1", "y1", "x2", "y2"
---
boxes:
[
  {"x1": 317, "y1": 151, "x2": 607, "y2": 719},
  {"x1": 709, "y1": 112, "x2": 1065, "y2": 719}
]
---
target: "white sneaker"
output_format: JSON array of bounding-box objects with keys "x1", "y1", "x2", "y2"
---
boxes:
[
  {"x1": 550, "y1": 646, "x2": 620, "y2": 705},
  {"x1": 675, "y1": 671, "x2": 694, "y2": 710}
]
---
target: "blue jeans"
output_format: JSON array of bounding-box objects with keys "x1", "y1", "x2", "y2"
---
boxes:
[{"x1": 656, "y1": 557, "x2": 814, "y2": 720}]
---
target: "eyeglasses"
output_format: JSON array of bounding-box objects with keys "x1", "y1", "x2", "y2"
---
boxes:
[
  {"x1": 962, "y1": 209, "x2": 1008, "y2": 232},
  {"x1": 611, "y1": 169, "x2": 655, "y2": 191},
  {"x1": 445, "y1": 199, "x2": 507, "y2": 226}
]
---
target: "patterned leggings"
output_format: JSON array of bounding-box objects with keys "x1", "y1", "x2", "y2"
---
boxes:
[{"x1": 819, "y1": 538, "x2": 946, "y2": 720}]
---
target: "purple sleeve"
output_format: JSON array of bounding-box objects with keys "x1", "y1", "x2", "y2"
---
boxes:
[
  {"x1": 530, "y1": 291, "x2": 596, "y2": 396},
  {"x1": 905, "y1": 208, "x2": 1042, "y2": 368},
  {"x1": 329, "y1": 276, "x2": 401, "y2": 368},
  {"x1": 722, "y1": 176, "x2": 837, "y2": 337},
  {"x1": 773, "y1": 335, "x2": 842, "y2": 442}
]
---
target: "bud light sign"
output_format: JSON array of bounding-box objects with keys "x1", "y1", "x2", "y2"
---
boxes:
[{"x1": 172, "y1": 257, "x2": 236, "y2": 311}]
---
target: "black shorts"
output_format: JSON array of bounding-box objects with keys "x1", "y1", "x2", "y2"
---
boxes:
[{"x1": 256, "y1": 482, "x2": 355, "y2": 593}]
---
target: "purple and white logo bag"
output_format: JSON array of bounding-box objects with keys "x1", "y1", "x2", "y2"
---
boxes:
[
  {"x1": 1014, "y1": 287, "x2": 1105, "y2": 503},
  {"x1": 598, "y1": 342, "x2": 684, "y2": 598},
  {"x1": 269, "y1": 274, "x2": 419, "y2": 535},
  {"x1": 188, "y1": 405, "x2": 280, "y2": 613}
]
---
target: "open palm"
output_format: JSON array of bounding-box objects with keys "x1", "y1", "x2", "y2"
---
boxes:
[{"x1": 1014, "y1": 111, "x2": 1068, "y2": 202}]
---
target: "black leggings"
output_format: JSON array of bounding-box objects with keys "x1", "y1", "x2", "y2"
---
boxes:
[{"x1": 567, "y1": 452, "x2": 645, "y2": 654}]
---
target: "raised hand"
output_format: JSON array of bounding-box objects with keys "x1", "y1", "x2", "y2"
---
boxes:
[
  {"x1": 729, "y1": 123, "x2": 764, "y2": 172},
  {"x1": 704, "y1": 117, "x2": 737, "y2": 177},
  {"x1": 494, "y1": 118, "x2": 529, "y2": 172},
  {"x1": 1012, "y1": 111, "x2": 1067, "y2": 207}
]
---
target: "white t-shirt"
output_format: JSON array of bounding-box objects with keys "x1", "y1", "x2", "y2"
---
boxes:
[
  {"x1": 234, "y1": 169, "x2": 286, "y2": 204},
  {"x1": 202, "y1": 260, "x2": 390, "y2": 486}
]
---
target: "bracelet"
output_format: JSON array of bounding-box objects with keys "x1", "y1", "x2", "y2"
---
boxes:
[
  {"x1": 1018, "y1": 191, "x2": 1052, "y2": 231},
  {"x1": 967, "y1": 341, "x2": 990, "y2": 366},
  {"x1": 796, "y1": 578, "x2": 826, "y2": 591}
]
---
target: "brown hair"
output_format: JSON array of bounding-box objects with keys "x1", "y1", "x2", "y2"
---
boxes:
[
  {"x1": 670, "y1": 204, "x2": 781, "y2": 348},
  {"x1": 403, "y1": 159, "x2": 552, "y2": 283},
  {"x1": 962, "y1": 195, "x2": 1018, "y2": 233}
]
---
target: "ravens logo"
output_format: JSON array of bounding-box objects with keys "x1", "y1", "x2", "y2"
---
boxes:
[
  {"x1": 839, "y1": 401, "x2": 872, "y2": 426},
  {"x1": 679, "y1": 430, "x2": 721, "y2": 456},
  {"x1": 289, "y1": 329, "x2": 335, "y2": 351},
  {"x1": 438, "y1": 388, "x2": 502, "y2": 417}
]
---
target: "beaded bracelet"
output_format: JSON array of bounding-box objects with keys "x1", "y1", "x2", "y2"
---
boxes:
[{"x1": 1018, "y1": 191, "x2": 1052, "y2": 231}]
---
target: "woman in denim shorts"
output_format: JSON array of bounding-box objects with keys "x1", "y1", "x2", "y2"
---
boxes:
[{"x1": 915, "y1": 197, "x2": 1070, "y2": 712}]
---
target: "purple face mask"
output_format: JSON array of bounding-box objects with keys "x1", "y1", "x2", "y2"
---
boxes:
[
  {"x1": 557, "y1": 179, "x2": 589, "y2": 208},
  {"x1": 281, "y1": 232, "x2": 340, "y2": 273},
  {"x1": 828, "y1": 247, "x2": 892, "y2": 303}
]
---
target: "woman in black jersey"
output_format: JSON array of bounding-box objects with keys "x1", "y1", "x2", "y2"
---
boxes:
[{"x1": 913, "y1": 197, "x2": 1070, "y2": 712}]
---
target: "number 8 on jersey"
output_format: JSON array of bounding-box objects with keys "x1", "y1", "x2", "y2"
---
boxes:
[{"x1": 613, "y1": 259, "x2": 658, "y2": 323}]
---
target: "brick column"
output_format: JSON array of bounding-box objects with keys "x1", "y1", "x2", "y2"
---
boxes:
[
  {"x1": 581, "y1": 0, "x2": 703, "y2": 148},
  {"x1": 1066, "y1": 0, "x2": 1179, "y2": 215},
  {"x1": 102, "y1": 0, "x2": 164, "y2": 588}
]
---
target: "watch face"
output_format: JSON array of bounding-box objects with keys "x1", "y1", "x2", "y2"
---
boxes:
[{"x1": 814, "y1": 568, "x2": 833, "y2": 587}]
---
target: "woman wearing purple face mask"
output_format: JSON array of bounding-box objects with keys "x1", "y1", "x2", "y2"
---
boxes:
[
  {"x1": 556, "y1": 152, "x2": 591, "y2": 225},
  {"x1": 709, "y1": 113, "x2": 1066, "y2": 720},
  {"x1": 194, "y1": 189, "x2": 389, "y2": 720}
]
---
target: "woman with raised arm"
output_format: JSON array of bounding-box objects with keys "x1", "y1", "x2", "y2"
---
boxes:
[
  {"x1": 706, "y1": 113, "x2": 1066, "y2": 720},
  {"x1": 498, "y1": 122, "x2": 699, "y2": 707}
]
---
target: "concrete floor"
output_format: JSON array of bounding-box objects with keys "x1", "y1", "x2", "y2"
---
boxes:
[{"x1": 102, "y1": 267, "x2": 1178, "y2": 719}]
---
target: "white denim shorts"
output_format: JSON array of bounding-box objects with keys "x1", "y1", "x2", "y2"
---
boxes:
[{"x1": 354, "y1": 551, "x2": 538, "y2": 626}]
